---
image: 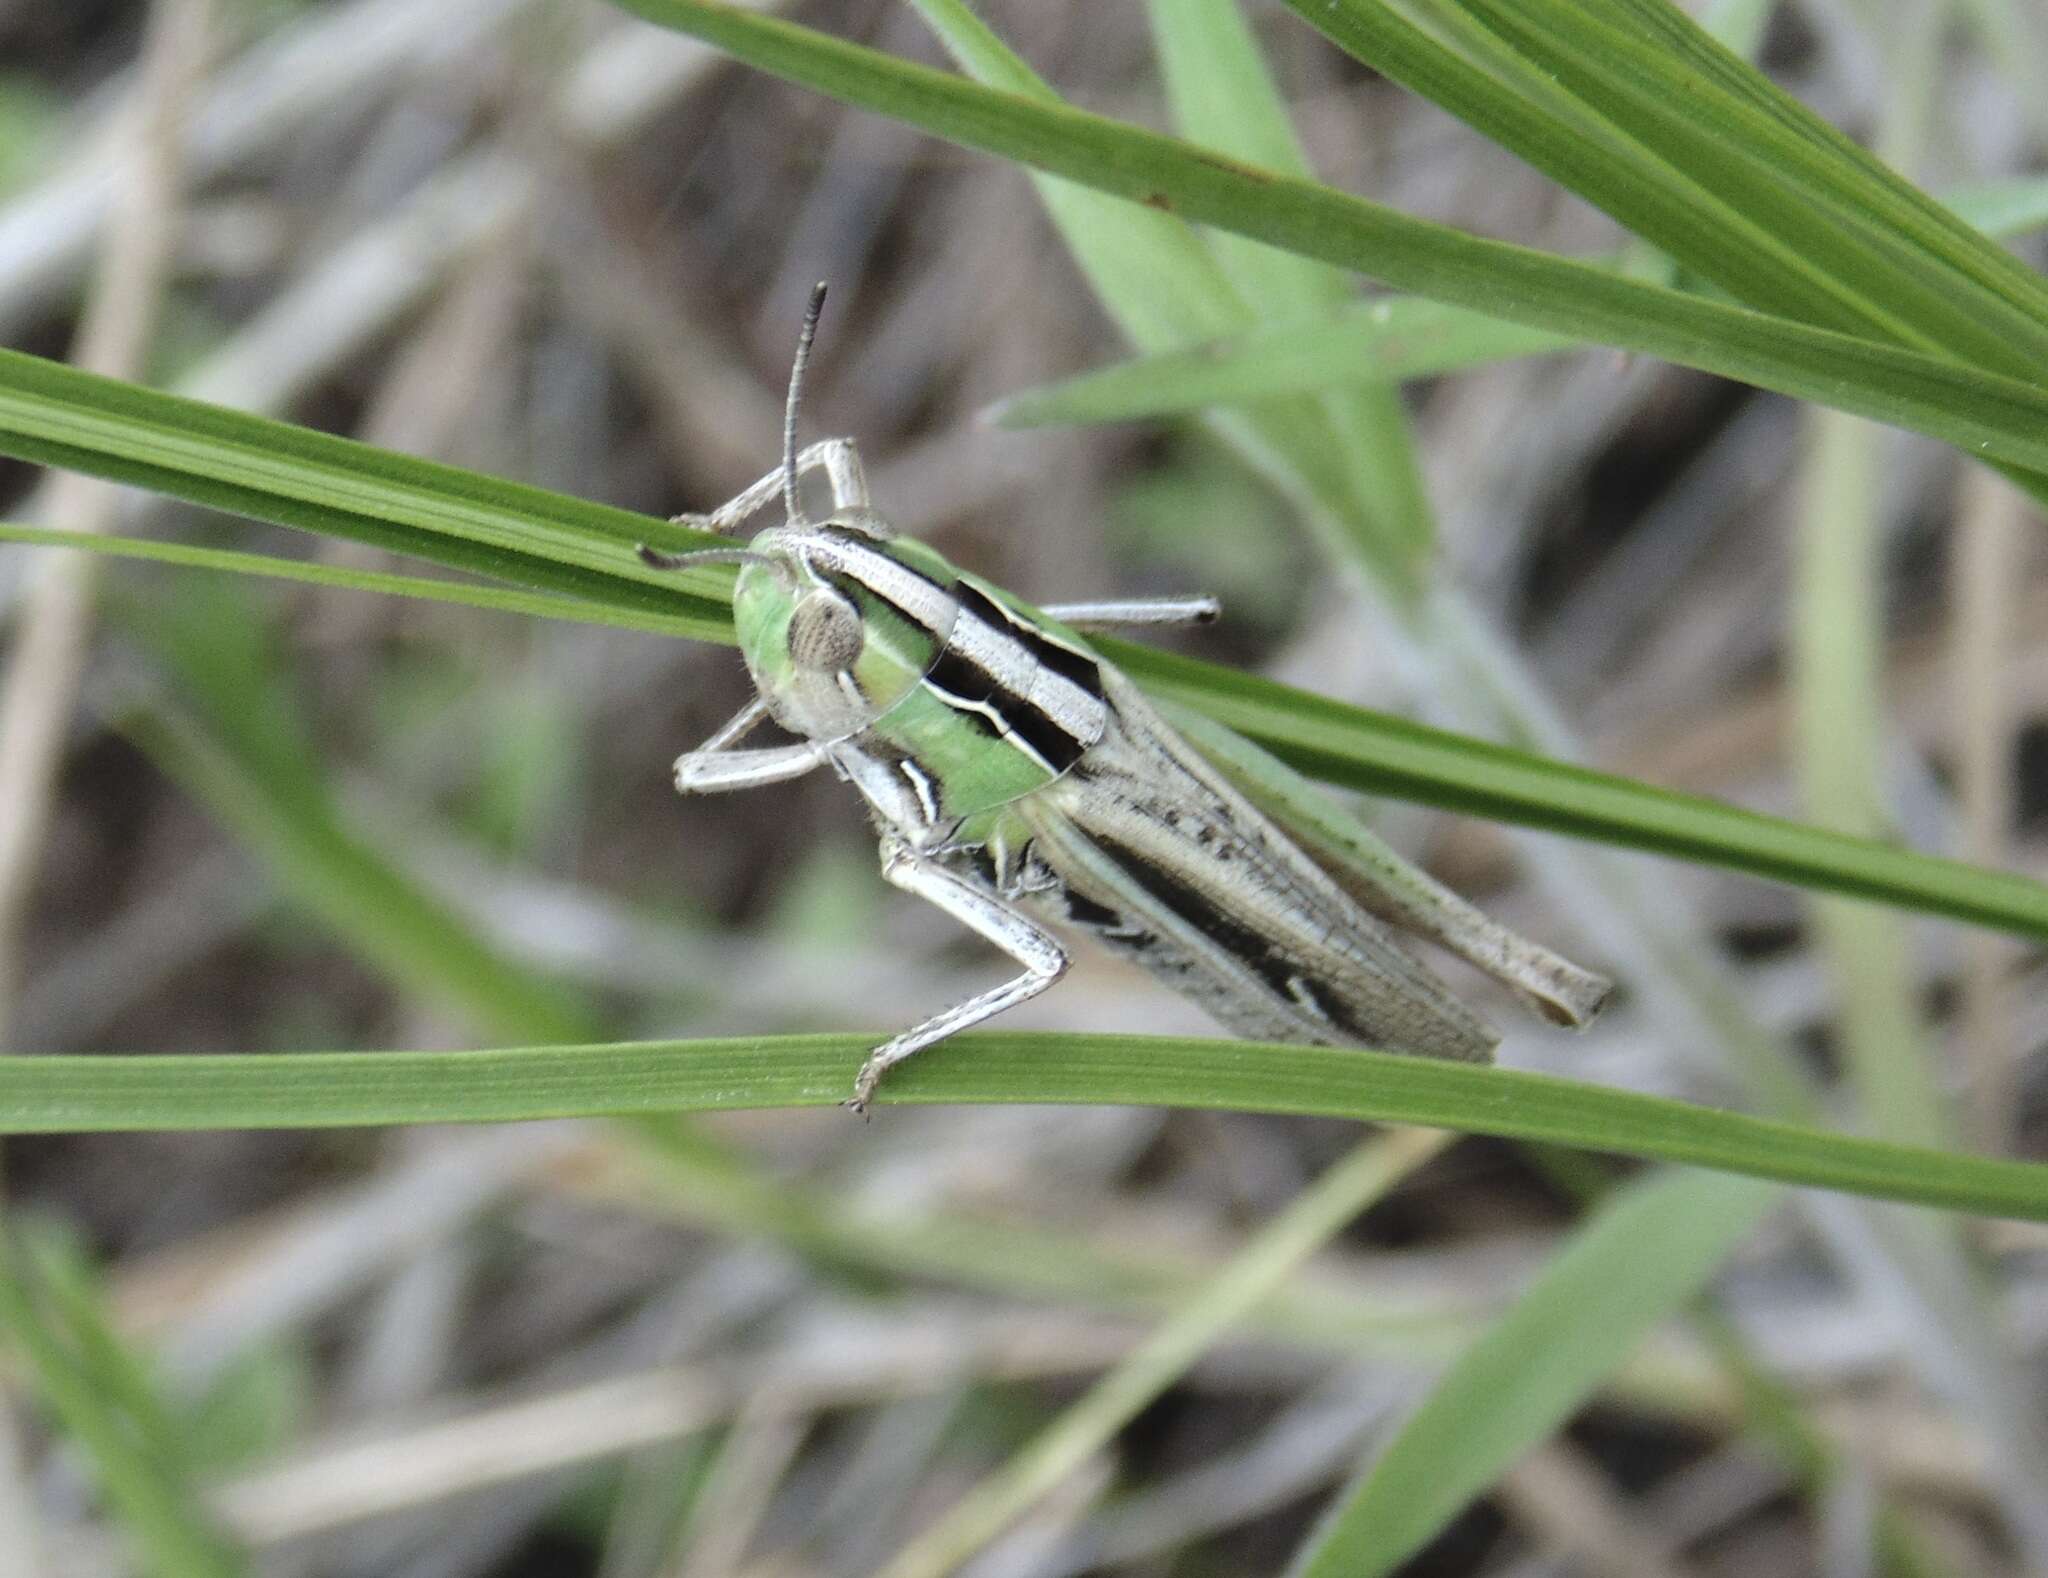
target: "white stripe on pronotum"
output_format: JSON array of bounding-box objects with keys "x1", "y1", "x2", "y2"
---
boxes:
[{"x1": 640, "y1": 286, "x2": 1613, "y2": 1112}]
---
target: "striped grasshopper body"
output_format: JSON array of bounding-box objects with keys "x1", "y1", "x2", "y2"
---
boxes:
[{"x1": 645, "y1": 289, "x2": 1611, "y2": 1112}]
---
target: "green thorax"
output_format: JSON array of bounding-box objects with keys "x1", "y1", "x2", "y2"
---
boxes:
[{"x1": 732, "y1": 525, "x2": 1106, "y2": 830}]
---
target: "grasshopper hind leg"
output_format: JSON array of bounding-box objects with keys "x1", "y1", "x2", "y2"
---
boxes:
[{"x1": 846, "y1": 836, "x2": 1069, "y2": 1114}]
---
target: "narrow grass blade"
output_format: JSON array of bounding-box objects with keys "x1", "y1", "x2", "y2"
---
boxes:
[
  {"x1": 1400, "y1": 0, "x2": 2048, "y2": 369},
  {"x1": 1539, "y1": 0, "x2": 2048, "y2": 339},
  {"x1": 987, "y1": 296, "x2": 1573, "y2": 426},
  {"x1": 0, "y1": 345, "x2": 733, "y2": 636},
  {"x1": 1291, "y1": 1168, "x2": 1776, "y2": 1577},
  {"x1": 988, "y1": 175, "x2": 2048, "y2": 428},
  {"x1": 910, "y1": 0, "x2": 1420, "y2": 593},
  {"x1": 5, "y1": 519, "x2": 2044, "y2": 945},
  {"x1": 876, "y1": 1127, "x2": 1450, "y2": 1578},
  {"x1": 1148, "y1": 0, "x2": 1436, "y2": 573},
  {"x1": 1107, "y1": 641, "x2": 2048, "y2": 944},
  {"x1": 123, "y1": 580, "x2": 595, "y2": 1044},
  {"x1": 3, "y1": 1037, "x2": 2048, "y2": 1222},
  {"x1": 0, "y1": 1234, "x2": 247, "y2": 1578},
  {"x1": 606, "y1": 4, "x2": 2048, "y2": 493},
  {"x1": 0, "y1": 523, "x2": 709, "y2": 636},
  {"x1": 1947, "y1": 175, "x2": 2048, "y2": 239},
  {"x1": 1796, "y1": 413, "x2": 1951, "y2": 1150}
]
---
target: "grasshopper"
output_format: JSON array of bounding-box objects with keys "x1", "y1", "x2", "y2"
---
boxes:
[{"x1": 642, "y1": 286, "x2": 1611, "y2": 1112}]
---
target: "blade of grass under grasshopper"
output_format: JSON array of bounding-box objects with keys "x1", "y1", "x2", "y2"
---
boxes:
[
  {"x1": 1106, "y1": 640, "x2": 2048, "y2": 944},
  {"x1": 0, "y1": 345, "x2": 734, "y2": 636},
  {"x1": 1291, "y1": 1168, "x2": 1777, "y2": 1578},
  {"x1": 873, "y1": 1127, "x2": 1451, "y2": 1578},
  {"x1": 4, "y1": 1037, "x2": 2048, "y2": 1222},
  {"x1": 0, "y1": 523, "x2": 708, "y2": 636},
  {"x1": 6, "y1": 508, "x2": 2047, "y2": 946}
]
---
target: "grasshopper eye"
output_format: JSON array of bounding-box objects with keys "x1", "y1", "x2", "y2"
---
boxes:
[{"x1": 786, "y1": 589, "x2": 864, "y2": 671}]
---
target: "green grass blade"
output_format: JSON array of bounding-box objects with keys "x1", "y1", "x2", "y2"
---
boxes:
[
  {"x1": 910, "y1": 0, "x2": 1422, "y2": 594},
  {"x1": 121, "y1": 579, "x2": 595, "y2": 1044},
  {"x1": 1562, "y1": 0, "x2": 2048, "y2": 336},
  {"x1": 126, "y1": 704, "x2": 592, "y2": 1045},
  {"x1": 1147, "y1": 0, "x2": 1340, "y2": 308},
  {"x1": 1293, "y1": 0, "x2": 1902, "y2": 343},
  {"x1": 5, "y1": 518, "x2": 2043, "y2": 942},
  {"x1": 1423, "y1": 0, "x2": 2048, "y2": 368},
  {"x1": 0, "y1": 345, "x2": 733, "y2": 637},
  {"x1": 2, "y1": 1036, "x2": 2047, "y2": 1221},
  {"x1": 604, "y1": 1, "x2": 2048, "y2": 478},
  {"x1": 1790, "y1": 19, "x2": 1954, "y2": 1157},
  {"x1": 987, "y1": 295, "x2": 1574, "y2": 425},
  {"x1": 1148, "y1": 0, "x2": 1436, "y2": 573},
  {"x1": 876, "y1": 1127, "x2": 1451, "y2": 1578},
  {"x1": 0, "y1": 1235, "x2": 247, "y2": 1578},
  {"x1": 1291, "y1": 1168, "x2": 1776, "y2": 1577},
  {"x1": 0, "y1": 523, "x2": 708, "y2": 636},
  {"x1": 1106, "y1": 641, "x2": 2048, "y2": 943},
  {"x1": 988, "y1": 177, "x2": 2048, "y2": 428},
  {"x1": 1947, "y1": 175, "x2": 2048, "y2": 238},
  {"x1": 1797, "y1": 414, "x2": 1951, "y2": 1151}
]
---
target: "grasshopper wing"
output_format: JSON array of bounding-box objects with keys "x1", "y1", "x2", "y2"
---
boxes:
[
  {"x1": 1161, "y1": 700, "x2": 1613, "y2": 1031},
  {"x1": 1018, "y1": 669, "x2": 1496, "y2": 1061}
]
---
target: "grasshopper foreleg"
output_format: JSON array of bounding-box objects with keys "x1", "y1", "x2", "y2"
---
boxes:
[
  {"x1": 671, "y1": 698, "x2": 826, "y2": 793},
  {"x1": 669, "y1": 437, "x2": 871, "y2": 536}
]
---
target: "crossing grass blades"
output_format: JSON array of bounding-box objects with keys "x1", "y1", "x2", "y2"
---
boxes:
[{"x1": 640, "y1": 285, "x2": 1613, "y2": 1112}]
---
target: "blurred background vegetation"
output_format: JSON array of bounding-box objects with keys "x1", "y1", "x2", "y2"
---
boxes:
[{"x1": 1, "y1": 0, "x2": 2046, "y2": 1574}]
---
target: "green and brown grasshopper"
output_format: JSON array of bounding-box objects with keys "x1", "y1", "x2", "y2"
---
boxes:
[{"x1": 643, "y1": 288, "x2": 1610, "y2": 1111}]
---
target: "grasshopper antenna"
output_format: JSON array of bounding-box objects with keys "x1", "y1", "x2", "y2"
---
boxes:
[{"x1": 782, "y1": 281, "x2": 829, "y2": 527}]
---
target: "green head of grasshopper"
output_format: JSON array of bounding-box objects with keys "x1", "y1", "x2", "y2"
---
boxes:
[{"x1": 727, "y1": 518, "x2": 944, "y2": 745}]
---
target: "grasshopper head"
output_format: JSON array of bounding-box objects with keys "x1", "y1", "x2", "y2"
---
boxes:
[{"x1": 731, "y1": 520, "x2": 957, "y2": 745}]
